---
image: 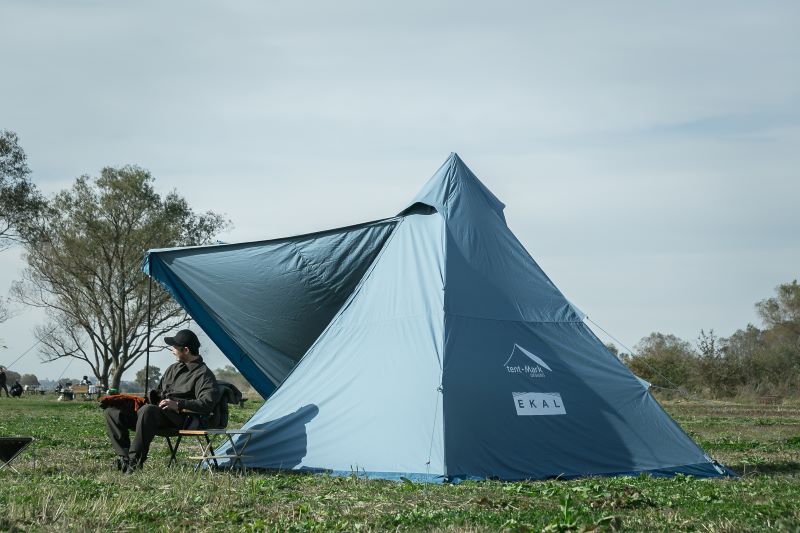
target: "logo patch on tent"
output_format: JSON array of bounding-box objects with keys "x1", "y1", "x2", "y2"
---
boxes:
[
  {"x1": 504, "y1": 344, "x2": 551, "y2": 379},
  {"x1": 512, "y1": 392, "x2": 566, "y2": 416}
]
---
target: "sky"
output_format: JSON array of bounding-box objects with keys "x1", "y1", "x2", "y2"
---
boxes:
[{"x1": 1, "y1": 1, "x2": 799, "y2": 381}]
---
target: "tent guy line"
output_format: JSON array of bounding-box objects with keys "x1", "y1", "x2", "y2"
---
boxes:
[
  {"x1": 0, "y1": 327, "x2": 57, "y2": 372},
  {"x1": 584, "y1": 316, "x2": 704, "y2": 403}
]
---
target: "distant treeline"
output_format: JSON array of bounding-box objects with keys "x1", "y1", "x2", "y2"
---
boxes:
[{"x1": 614, "y1": 280, "x2": 800, "y2": 399}]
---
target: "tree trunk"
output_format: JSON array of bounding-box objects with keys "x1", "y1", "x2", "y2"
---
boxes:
[{"x1": 110, "y1": 367, "x2": 125, "y2": 390}]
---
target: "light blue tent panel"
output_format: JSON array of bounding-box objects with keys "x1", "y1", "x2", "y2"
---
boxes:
[
  {"x1": 232, "y1": 212, "x2": 446, "y2": 480},
  {"x1": 143, "y1": 154, "x2": 733, "y2": 481}
]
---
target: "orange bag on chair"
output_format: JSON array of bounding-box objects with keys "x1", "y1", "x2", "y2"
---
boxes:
[{"x1": 98, "y1": 394, "x2": 147, "y2": 412}]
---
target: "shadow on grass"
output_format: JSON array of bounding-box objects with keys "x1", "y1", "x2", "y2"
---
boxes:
[{"x1": 728, "y1": 461, "x2": 800, "y2": 476}]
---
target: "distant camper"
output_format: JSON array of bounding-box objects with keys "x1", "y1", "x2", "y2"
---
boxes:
[
  {"x1": 82, "y1": 375, "x2": 97, "y2": 396},
  {"x1": 0, "y1": 367, "x2": 8, "y2": 397}
]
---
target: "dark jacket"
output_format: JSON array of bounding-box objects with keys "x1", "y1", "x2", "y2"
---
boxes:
[
  {"x1": 157, "y1": 357, "x2": 218, "y2": 414},
  {"x1": 208, "y1": 381, "x2": 243, "y2": 429}
]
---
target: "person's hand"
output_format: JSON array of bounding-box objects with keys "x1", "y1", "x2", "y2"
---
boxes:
[{"x1": 158, "y1": 399, "x2": 179, "y2": 412}]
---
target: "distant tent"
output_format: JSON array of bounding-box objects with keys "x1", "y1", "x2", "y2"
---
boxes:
[{"x1": 143, "y1": 154, "x2": 732, "y2": 481}]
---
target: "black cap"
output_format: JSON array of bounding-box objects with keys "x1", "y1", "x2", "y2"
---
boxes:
[{"x1": 164, "y1": 329, "x2": 201, "y2": 353}]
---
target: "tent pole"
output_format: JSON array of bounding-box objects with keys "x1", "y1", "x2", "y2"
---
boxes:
[{"x1": 145, "y1": 275, "x2": 152, "y2": 399}]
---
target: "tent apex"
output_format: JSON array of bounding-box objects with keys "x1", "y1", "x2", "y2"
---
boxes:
[{"x1": 401, "y1": 153, "x2": 505, "y2": 218}]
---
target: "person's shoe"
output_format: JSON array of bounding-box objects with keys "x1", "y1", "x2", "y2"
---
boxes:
[
  {"x1": 124, "y1": 455, "x2": 144, "y2": 474},
  {"x1": 114, "y1": 456, "x2": 129, "y2": 471}
]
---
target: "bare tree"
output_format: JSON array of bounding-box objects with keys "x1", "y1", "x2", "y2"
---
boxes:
[
  {"x1": 0, "y1": 298, "x2": 9, "y2": 323},
  {"x1": 12, "y1": 166, "x2": 228, "y2": 388},
  {"x1": 0, "y1": 298, "x2": 11, "y2": 348}
]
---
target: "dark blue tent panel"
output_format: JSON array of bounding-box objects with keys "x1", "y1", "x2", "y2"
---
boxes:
[
  {"x1": 144, "y1": 154, "x2": 732, "y2": 481},
  {"x1": 143, "y1": 218, "x2": 399, "y2": 397}
]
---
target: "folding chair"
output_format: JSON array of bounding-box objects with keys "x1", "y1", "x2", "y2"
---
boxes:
[
  {"x1": 0, "y1": 437, "x2": 34, "y2": 474},
  {"x1": 156, "y1": 428, "x2": 216, "y2": 466},
  {"x1": 181, "y1": 428, "x2": 256, "y2": 473},
  {"x1": 156, "y1": 381, "x2": 242, "y2": 467},
  {"x1": 157, "y1": 428, "x2": 184, "y2": 466}
]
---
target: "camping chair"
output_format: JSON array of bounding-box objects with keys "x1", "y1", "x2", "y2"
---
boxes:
[
  {"x1": 0, "y1": 437, "x2": 34, "y2": 474},
  {"x1": 158, "y1": 420, "x2": 214, "y2": 467},
  {"x1": 157, "y1": 381, "x2": 242, "y2": 467}
]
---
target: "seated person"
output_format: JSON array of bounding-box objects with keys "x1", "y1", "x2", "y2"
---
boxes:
[
  {"x1": 103, "y1": 329, "x2": 217, "y2": 473},
  {"x1": 10, "y1": 381, "x2": 23, "y2": 398}
]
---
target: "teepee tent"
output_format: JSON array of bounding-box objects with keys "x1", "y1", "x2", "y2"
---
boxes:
[{"x1": 142, "y1": 154, "x2": 731, "y2": 481}]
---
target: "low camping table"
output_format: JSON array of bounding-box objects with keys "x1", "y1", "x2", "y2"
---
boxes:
[
  {"x1": 179, "y1": 429, "x2": 256, "y2": 473},
  {"x1": 0, "y1": 437, "x2": 34, "y2": 474}
]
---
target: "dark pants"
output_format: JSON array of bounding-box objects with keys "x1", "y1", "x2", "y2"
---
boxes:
[{"x1": 104, "y1": 404, "x2": 188, "y2": 463}]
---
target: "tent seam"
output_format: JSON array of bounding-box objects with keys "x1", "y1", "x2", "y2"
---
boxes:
[
  {"x1": 442, "y1": 312, "x2": 584, "y2": 324},
  {"x1": 256, "y1": 218, "x2": 405, "y2": 402}
]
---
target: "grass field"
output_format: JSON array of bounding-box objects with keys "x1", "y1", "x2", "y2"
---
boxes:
[{"x1": 0, "y1": 395, "x2": 798, "y2": 532}]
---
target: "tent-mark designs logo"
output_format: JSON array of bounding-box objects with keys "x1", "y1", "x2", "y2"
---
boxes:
[{"x1": 503, "y1": 343, "x2": 551, "y2": 379}]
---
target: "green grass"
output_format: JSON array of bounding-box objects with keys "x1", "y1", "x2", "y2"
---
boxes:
[{"x1": 0, "y1": 396, "x2": 799, "y2": 531}]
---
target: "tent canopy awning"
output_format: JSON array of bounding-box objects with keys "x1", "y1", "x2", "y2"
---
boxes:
[{"x1": 143, "y1": 217, "x2": 400, "y2": 397}]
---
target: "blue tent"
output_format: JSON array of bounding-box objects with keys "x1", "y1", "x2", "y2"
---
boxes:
[{"x1": 143, "y1": 154, "x2": 732, "y2": 482}]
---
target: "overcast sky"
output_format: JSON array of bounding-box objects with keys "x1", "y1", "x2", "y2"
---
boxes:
[{"x1": 1, "y1": 1, "x2": 798, "y2": 381}]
